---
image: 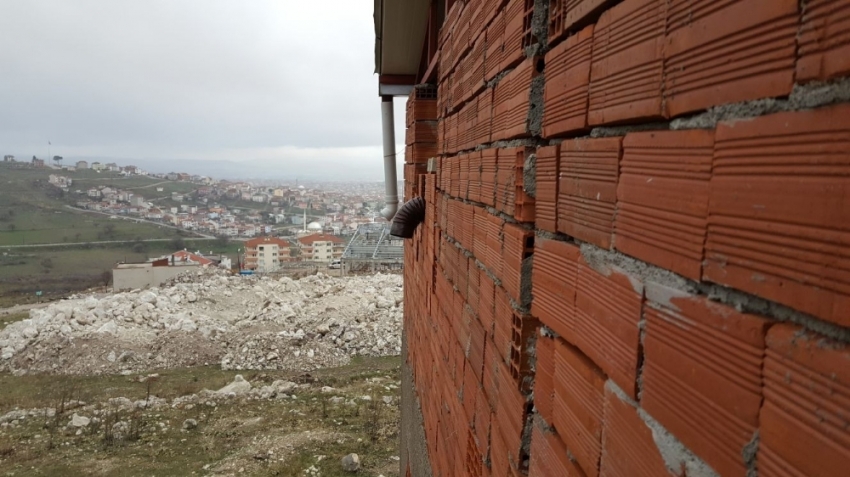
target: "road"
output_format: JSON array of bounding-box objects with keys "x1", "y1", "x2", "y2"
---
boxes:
[
  {"x1": 127, "y1": 180, "x2": 175, "y2": 190},
  {"x1": 0, "y1": 237, "x2": 218, "y2": 249}
]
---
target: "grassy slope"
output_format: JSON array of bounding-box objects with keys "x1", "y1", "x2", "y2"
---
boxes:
[
  {"x1": 0, "y1": 356, "x2": 402, "y2": 477},
  {"x1": 0, "y1": 163, "x2": 198, "y2": 246},
  {"x1": 0, "y1": 163, "x2": 226, "y2": 306},
  {"x1": 0, "y1": 240, "x2": 241, "y2": 308}
]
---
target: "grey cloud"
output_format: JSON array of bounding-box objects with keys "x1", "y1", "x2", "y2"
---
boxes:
[{"x1": 0, "y1": 0, "x2": 408, "y2": 179}]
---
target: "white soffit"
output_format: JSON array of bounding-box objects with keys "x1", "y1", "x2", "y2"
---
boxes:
[{"x1": 374, "y1": 0, "x2": 430, "y2": 76}]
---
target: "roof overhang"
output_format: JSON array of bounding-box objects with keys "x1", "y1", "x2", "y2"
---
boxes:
[{"x1": 374, "y1": 0, "x2": 430, "y2": 96}]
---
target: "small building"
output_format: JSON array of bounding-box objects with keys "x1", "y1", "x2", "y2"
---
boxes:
[
  {"x1": 113, "y1": 257, "x2": 199, "y2": 291},
  {"x1": 76, "y1": 161, "x2": 88, "y2": 169},
  {"x1": 91, "y1": 162, "x2": 104, "y2": 171},
  {"x1": 297, "y1": 233, "x2": 345, "y2": 263},
  {"x1": 243, "y1": 236, "x2": 294, "y2": 272}
]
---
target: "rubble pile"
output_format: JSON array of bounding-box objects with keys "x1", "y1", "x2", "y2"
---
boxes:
[{"x1": 0, "y1": 269, "x2": 403, "y2": 375}]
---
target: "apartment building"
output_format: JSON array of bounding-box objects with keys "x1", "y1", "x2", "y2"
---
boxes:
[
  {"x1": 296, "y1": 233, "x2": 344, "y2": 263},
  {"x1": 378, "y1": 1, "x2": 850, "y2": 476},
  {"x1": 243, "y1": 236, "x2": 293, "y2": 272}
]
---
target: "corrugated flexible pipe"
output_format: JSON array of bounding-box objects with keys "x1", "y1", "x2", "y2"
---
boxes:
[
  {"x1": 380, "y1": 95, "x2": 399, "y2": 220},
  {"x1": 389, "y1": 196, "x2": 426, "y2": 238}
]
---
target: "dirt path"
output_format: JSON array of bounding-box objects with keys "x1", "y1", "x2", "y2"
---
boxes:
[{"x1": 126, "y1": 180, "x2": 175, "y2": 190}]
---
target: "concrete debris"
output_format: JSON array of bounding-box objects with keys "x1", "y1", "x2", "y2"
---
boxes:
[{"x1": 0, "y1": 269, "x2": 403, "y2": 375}]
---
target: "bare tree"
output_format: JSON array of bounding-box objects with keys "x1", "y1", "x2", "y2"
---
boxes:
[{"x1": 101, "y1": 270, "x2": 112, "y2": 287}]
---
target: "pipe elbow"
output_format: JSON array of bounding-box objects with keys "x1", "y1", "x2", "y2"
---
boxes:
[
  {"x1": 389, "y1": 197, "x2": 426, "y2": 238},
  {"x1": 381, "y1": 202, "x2": 399, "y2": 221}
]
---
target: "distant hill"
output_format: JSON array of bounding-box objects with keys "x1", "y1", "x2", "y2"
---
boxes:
[{"x1": 0, "y1": 162, "x2": 196, "y2": 247}]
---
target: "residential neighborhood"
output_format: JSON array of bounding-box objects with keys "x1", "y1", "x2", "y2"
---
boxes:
[{"x1": 10, "y1": 156, "x2": 398, "y2": 272}]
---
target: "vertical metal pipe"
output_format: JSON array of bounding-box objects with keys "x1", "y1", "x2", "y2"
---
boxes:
[{"x1": 380, "y1": 95, "x2": 399, "y2": 220}]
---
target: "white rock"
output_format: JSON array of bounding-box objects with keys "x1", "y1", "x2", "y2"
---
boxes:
[
  {"x1": 341, "y1": 453, "x2": 360, "y2": 472},
  {"x1": 217, "y1": 375, "x2": 252, "y2": 395},
  {"x1": 111, "y1": 421, "x2": 130, "y2": 440},
  {"x1": 272, "y1": 380, "x2": 296, "y2": 394},
  {"x1": 138, "y1": 291, "x2": 157, "y2": 304},
  {"x1": 70, "y1": 413, "x2": 90, "y2": 427},
  {"x1": 96, "y1": 320, "x2": 118, "y2": 335}
]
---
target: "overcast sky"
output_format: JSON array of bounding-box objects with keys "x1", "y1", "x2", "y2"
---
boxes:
[{"x1": 0, "y1": 0, "x2": 408, "y2": 180}]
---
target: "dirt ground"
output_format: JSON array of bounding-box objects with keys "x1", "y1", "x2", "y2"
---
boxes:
[{"x1": 0, "y1": 356, "x2": 402, "y2": 477}]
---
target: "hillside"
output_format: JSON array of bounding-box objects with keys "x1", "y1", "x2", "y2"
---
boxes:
[
  {"x1": 0, "y1": 163, "x2": 231, "y2": 306},
  {"x1": 0, "y1": 163, "x2": 202, "y2": 247}
]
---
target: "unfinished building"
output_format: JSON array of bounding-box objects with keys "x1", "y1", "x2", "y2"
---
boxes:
[{"x1": 375, "y1": 0, "x2": 850, "y2": 476}]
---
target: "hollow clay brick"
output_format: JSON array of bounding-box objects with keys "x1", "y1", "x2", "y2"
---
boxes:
[
  {"x1": 534, "y1": 145, "x2": 560, "y2": 233},
  {"x1": 600, "y1": 385, "x2": 675, "y2": 477},
  {"x1": 558, "y1": 137, "x2": 622, "y2": 249},
  {"x1": 588, "y1": 0, "x2": 666, "y2": 125},
  {"x1": 759, "y1": 324, "x2": 850, "y2": 477},
  {"x1": 553, "y1": 338, "x2": 606, "y2": 477},
  {"x1": 543, "y1": 25, "x2": 593, "y2": 138},
  {"x1": 574, "y1": 259, "x2": 643, "y2": 399},
  {"x1": 614, "y1": 129, "x2": 713, "y2": 280},
  {"x1": 796, "y1": 0, "x2": 850, "y2": 82},
  {"x1": 531, "y1": 238, "x2": 580, "y2": 339},
  {"x1": 664, "y1": 0, "x2": 797, "y2": 117},
  {"x1": 705, "y1": 103, "x2": 850, "y2": 327},
  {"x1": 641, "y1": 282, "x2": 770, "y2": 477},
  {"x1": 528, "y1": 419, "x2": 588, "y2": 477}
]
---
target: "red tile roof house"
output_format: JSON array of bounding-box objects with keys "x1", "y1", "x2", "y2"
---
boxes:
[
  {"x1": 167, "y1": 250, "x2": 215, "y2": 266},
  {"x1": 379, "y1": 1, "x2": 850, "y2": 476},
  {"x1": 296, "y1": 233, "x2": 344, "y2": 262},
  {"x1": 243, "y1": 236, "x2": 294, "y2": 272},
  {"x1": 114, "y1": 251, "x2": 216, "y2": 290}
]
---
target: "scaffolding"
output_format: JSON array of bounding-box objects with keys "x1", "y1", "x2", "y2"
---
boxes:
[{"x1": 341, "y1": 223, "x2": 404, "y2": 271}]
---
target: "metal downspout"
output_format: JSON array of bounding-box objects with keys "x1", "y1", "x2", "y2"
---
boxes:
[{"x1": 380, "y1": 95, "x2": 399, "y2": 220}]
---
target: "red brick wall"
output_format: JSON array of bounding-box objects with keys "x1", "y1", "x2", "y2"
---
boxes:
[{"x1": 402, "y1": 1, "x2": 850, "y2": 476}]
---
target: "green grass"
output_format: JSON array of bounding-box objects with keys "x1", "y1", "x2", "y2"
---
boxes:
[
  {"x1": 0, "y1": 356, "x2": 402, "y2": 476},
  {"x1": 0, "y1": 163, "x2": 197, "y2": 246},
  {"x1": 0, "y1": 312, "x2": 28, "y2": 328},
  {"x1": 0, "y1": 240, "x2": 240, "y2": 308},
  {"x1": 0, "y1": 211, "x2": 183, "y2": 246},
  {"x1": 0, "y1": 164, "x2": 242, "y2": 307}
]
